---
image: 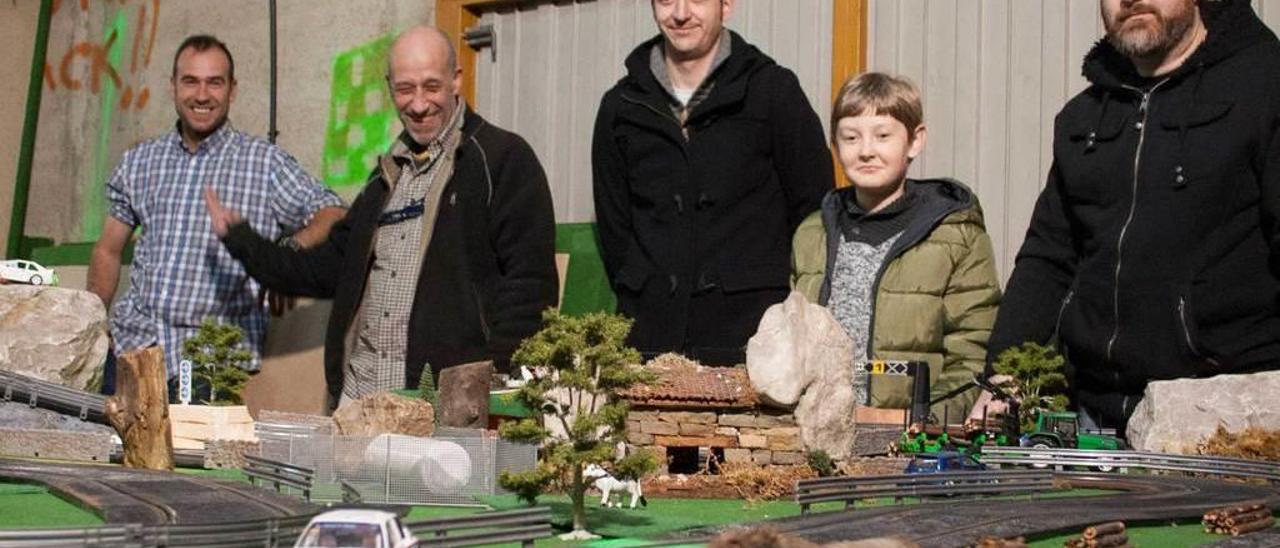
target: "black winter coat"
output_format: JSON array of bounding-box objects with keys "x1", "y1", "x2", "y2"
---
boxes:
[
  {"x1": 223, "y1": 109, "x2": 558, "y2": 400},
  {"x1": 592, "y1": 32, "x2": 832, "y2": 364},
  {"x1": 989, "y1": 0, "x2": 1280, "y2": 427}
]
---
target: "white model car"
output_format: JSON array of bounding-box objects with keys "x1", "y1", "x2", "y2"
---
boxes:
[
  {"x1": 294, "y1": 509, "x2": 418, "y2": 548},
  {"x1": 0, "y1": 259, "x2": 57, "y2": 286}
]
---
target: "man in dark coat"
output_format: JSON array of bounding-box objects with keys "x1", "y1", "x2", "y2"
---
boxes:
[
  {"x1": 205, "y1": 26, "x2": 558, "y2": 411},
  {"x1": 989, "y1": 0, "x2": 1280, "y2": 432},
  {"x1": 592, "y1": 0, "x2": 831, "y2": 365}
]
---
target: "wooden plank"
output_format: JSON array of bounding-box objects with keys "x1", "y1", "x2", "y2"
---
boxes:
[{"x1": 952, "y1": 0, "x2": 981, "y2": 190}]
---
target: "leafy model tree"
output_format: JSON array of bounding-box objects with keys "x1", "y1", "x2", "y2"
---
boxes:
[
  {"x1": 180, "y1": 317, "x2": 252, "y2": 405},
  {"x1": 417, "y1": 366, "x2": 441, "y2": 423},
  {"x1": 496, "y1": 309, "x2": 657, "y2": 538},
  {"x1": 991, "y1": 342, "x2": 1068, "y2": 432}
]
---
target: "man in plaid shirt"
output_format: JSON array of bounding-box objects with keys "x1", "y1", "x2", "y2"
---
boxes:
[{"x1": 88, "y1": 35, "x2": 346, "y2": 382}]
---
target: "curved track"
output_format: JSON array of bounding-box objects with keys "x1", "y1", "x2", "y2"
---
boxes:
[
  {"x1": 0, "y1": 458, "x2": 314, "y2": 525},
  {"x1": 670, "y1": 472, "x2": 1280, "y2": 547}
]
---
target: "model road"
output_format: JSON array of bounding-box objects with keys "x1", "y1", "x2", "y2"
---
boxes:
[
  {"x1": 672, "y1": 472, "x2": 1280, "y2": 547},
  {"x1": 0, "y1": 458, "x2": 314, "y2": 525}
]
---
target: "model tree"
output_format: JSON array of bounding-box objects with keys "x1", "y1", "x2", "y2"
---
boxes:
[
  {"x1": 991, "y1": 342, "x2": 1068, "y2": 431},
  {"x1": 180, "y1": 317, "x2": 253, "y2": 405},
  {"x1": 496, "y1": 310, "x2": 656, "y2": 539}
]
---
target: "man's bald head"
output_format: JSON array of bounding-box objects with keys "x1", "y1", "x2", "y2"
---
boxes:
[
  {"x1": 386, "y1": 25, "x2": 463, "y2": 146},
  {"x1": 387, "y1": 25, "x2": 457, "y2": 79}
]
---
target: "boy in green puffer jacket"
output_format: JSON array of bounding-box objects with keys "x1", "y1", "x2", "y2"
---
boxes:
[{"x1": 791, "y1": 72, "x2": 1002, "y2": 423}]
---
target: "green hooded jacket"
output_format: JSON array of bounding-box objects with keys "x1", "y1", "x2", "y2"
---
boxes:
[{"x1": 791, "y1": 178, "x2": 1002, "y2": 422}]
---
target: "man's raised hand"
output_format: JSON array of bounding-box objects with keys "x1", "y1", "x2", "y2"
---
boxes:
[{"x1": 203, "y1": 186, "x2": 242, "y2": 237}]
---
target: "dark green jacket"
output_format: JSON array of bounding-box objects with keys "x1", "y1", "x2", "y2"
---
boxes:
[{"x1": 791, "y1": 179, "x2": 1001, "y2": 421}]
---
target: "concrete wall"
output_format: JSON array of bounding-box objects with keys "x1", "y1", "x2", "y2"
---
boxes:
[
  {"x1": 0, "y1": 1, "x2": 42, "y2": 259},
  {"x1": 23, "y1": 0, "x2": 432, "y2": 246}
]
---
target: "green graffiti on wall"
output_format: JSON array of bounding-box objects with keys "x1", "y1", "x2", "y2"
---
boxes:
[
  {"x1": 322, "y1": 34, "x2": 398, "y2": 191},
  {"x1": 83, "y1": 10, "x2": 129, "y2": 242}
]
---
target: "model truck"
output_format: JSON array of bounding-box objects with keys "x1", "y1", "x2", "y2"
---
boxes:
[{"x1": 863, "y1": 360, "x2": 1125, "y2": 455}]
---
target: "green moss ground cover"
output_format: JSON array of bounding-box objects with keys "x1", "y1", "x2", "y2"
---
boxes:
[{"x1": 0, "y1": 481, "x2": 102, "y2": 528}]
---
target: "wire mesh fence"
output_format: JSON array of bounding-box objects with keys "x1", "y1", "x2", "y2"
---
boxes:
[{"x1": 257, "y1": 422, "x2": 537, "y2": 505}]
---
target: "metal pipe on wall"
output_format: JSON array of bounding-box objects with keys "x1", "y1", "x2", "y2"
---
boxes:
[
  {"x1": 7, "y1": 0, "x2": 55, "y2": 259},
  {"x1": 268, "y1": 0, "x2": 279, "y2": 143}
]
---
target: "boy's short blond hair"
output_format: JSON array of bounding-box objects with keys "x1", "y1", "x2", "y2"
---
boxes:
[{"x1": 830, "y1": 72, "x2": 923, "y2": 143}]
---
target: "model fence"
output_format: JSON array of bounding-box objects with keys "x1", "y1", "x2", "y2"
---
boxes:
[{"x1": 256, "y1": 423, "x2": 536, "y2": 505}]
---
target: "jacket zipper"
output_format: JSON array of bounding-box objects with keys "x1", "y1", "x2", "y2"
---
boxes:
[
  {"x1": 473, "y1": 284, "x2": 491, "y2": 343},
  {"x1": 1052, "y1": 289, "x2": 1075, "y2": 343},
  {"x1": 1105, "y1": 80, "x2": 1167, "y2": 362},
  {"x1": 1178, "y1": 296, "x2": 1220, "y2": 366}
]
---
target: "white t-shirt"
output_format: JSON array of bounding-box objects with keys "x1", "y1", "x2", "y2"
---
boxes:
[{"x1": 673, "y1": 87, "x2": 696, "y2": 107}]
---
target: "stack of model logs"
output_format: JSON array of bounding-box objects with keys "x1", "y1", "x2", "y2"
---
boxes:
[
  {"x1": 1203, "y1": 503, "x2": 1275, "y2": 536},
  {"x1": 970, "y1": 536, "x2": 1028, "y2": 547},
  {"x1": 1063, "y1": 521, "x2": 1129, "y2": 548}
]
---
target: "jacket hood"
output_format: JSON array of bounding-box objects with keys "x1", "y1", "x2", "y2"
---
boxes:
[
  {"x1": 1082, "y1": 0, "x2": 1274, "y2": 88},
  {"x1": 821, "y1": 177, "x2": 983, "y2": 230},
  {"x1": 621, "y1": 30, "x2": 774, "y2": 95}
]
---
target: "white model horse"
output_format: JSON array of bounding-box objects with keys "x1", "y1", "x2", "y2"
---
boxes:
[{"x1": 583, "y1": 463, "x2": 646, "y2": 509}]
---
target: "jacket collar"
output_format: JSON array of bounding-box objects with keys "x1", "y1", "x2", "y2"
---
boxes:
[
  {"x1": 376, "y1": 103, "x2": 486, "y2": 189},
  {"x1": 621, "y1": 30, "x2": 772, "y2": 118},
  {"x1": 1082, "y1": 0, "x2": 1273, "y2": 89}
]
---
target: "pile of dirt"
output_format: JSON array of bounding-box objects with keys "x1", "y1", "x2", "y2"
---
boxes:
[{"x1": 1198, "y1": 426, "x2": 1280, "y2": 462}]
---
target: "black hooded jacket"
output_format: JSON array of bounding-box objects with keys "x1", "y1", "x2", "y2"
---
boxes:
[
  {"x1": 988, "y1": 0, "x2": 1280, "y2": 427},
  {"x1": 591, "y1": 31, "x2": 831, "y2": 364}
]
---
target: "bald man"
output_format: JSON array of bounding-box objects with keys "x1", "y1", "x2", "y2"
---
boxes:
[{"x1": 207, "y1": 26, "x2": 558, "y2": 413}]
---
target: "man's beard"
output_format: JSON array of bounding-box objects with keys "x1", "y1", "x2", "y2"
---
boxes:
[{"x1": 1106, "y1": 3, "x2": 1198, "y2": 59}]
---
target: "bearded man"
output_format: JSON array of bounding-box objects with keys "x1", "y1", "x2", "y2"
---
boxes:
[{"x1": 988, "y1": 0, "x2": 1280, "y2": 432}]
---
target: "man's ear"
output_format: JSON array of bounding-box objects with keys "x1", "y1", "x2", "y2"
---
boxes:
[{"x1": 908, "y1": 124, "x2": 928, "y2": 160}]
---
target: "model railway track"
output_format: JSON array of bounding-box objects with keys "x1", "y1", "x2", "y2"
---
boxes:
[
  {"x1": 0, "y1": 458, "x2": 314, "y2": 525},
  {"x1": 666, "y1": 462, "x2": 1280, "y2": 547}
]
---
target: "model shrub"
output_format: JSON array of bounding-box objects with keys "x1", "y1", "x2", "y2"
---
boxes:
[
  {"x1": 180, "y1": 317, "x2": 252, "y2": 405},
  {"x1": 991, "y1": 342, "x2": 1069, "y2": 431}
]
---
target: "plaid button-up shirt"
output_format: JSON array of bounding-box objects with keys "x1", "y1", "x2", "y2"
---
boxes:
[{"x1": 107, "y1": 122, "x2": 343, "y2": 376}]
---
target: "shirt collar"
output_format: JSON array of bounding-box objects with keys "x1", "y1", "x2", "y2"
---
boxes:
[
  {"x1": 390, "y1": 97, "x2": 465, "y2": 172},
  {"x1": 649, "y1": 29, "x2": 732, "y2": 100},
  {"x1": 170, "y1": 120, "x2": 235, "y2": 155}
]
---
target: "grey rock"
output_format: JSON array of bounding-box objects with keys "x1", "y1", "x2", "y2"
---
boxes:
[
  {"x1": 332, "y1": 392, "x2": 435, "y2": 437},
  {"x1": 438, "y1": 361, "x2": 492, "y2": 429},
  {"x1": 0, "y1": 286, "x2": 108, "y2": 391},
  {"x1": 1127, "y1": 371, "x2": 1280, "y2": 454}
]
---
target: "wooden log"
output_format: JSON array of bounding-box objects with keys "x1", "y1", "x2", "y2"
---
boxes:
[
  {"x1": 1231, "y1": 517, "x2": 1276, "y2": 536},
  {"x1": 1225, "y1": 509, "x2": 1272, "y2": 527},
  {"x1": 104, "y1": 347, "x2": 174, "y2": 470},
  {"x1": 1206, "y1": 503, "x2": 1266, "y2": 523},
  {"x1": 1085, "y1": 533, "x2": 1128, "y2": 548},
  {"x1": 1083, "y1": 522, "x2": 1125, "y2": 539}
]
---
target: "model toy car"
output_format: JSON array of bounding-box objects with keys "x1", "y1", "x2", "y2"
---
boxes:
[
  {"x1": 904, "y1": 450, "x2": 987, "y2": 474},
  {"x1": 0, "y1": 259, "x2": 57, "y2": 286},
  {"x1": 294, "y1": 509, "x2": 418, "y2": 548}
]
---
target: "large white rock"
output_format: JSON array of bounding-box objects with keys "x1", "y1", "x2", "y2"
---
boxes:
[
  {"x1": 1126, "y1": 371, "x2": 1280, "y2": 454},
  {"x1": 746, "y1": 296, "x2": 807, "y2": 406},
  {"x1": 748, "y1": 291, "x2": 858, "y2": 459},
  {"x1": 0, "y1": 285, "x2": 108, "y2": 391}
]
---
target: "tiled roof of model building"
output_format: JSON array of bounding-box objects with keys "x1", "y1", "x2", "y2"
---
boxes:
[{"x1": 619, "y1": 353, "x2": 759, "y2": 409}]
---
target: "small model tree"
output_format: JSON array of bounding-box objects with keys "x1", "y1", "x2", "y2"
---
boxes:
[
  {"x1": 496, "y1": 310, "x2": 656, "y2": 538},
  {"x1": 180, "y1": 317, "x2": 253, "y2": 405},
  {"x1": 991, "y1": 342, "x2": 1068, "y2": 431},
  {"x1": 417, "y1": 366, "x2": 441, "y2": 423}
]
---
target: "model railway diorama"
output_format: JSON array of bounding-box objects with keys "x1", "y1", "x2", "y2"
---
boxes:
[{"x1": 2, "y1": 357, "x2": 1279, "y2": 548}]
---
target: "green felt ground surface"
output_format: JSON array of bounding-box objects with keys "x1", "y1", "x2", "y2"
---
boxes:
[{"x1": 0, "y1": 481, "x2": 102, "y2": 528}]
